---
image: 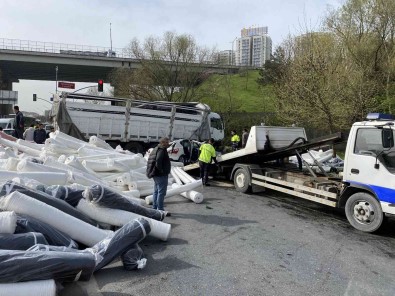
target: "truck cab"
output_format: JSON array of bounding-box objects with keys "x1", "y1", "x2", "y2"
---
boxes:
[
  {"x1": 208, "y1": 113, "x2": 224, "y2": 142},
  {"x1": 341, "y1": 113, "x2": 395, "y2": 232}
]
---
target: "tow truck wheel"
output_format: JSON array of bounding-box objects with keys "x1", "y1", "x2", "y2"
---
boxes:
[
  {"x1": 345, "y1": 192, "x2": 383, "y2": 233},
  {"x1": 234, "y1": 168, "x2": 251, "y2": 193}
]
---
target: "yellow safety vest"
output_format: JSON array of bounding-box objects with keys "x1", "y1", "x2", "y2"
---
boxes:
[
  {"x1": 231, "y1": 134, "x2": 240, "y2": 142},
  {"x1": 199, "y1": 143, "x2": 216, "y2": 163}
]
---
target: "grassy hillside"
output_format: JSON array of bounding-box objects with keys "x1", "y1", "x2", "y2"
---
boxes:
[{"x1": 198, "y1": 70, "x2": 277, "y2": 114}]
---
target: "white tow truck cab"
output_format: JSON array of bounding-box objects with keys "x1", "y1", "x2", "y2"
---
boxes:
[{"x1": 201, "y1": 113, "x2": 395, "y2": 233}]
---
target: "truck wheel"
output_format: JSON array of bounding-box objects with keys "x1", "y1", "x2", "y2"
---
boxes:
[
  {"x1": 124, "y1": 142, "x2": 144, "y2": 154},
  {"x1": 345, "y1": 192, "x2": 383, "y2": 233},
  {"x1": 234, "y1": 168, "x2": 251, "y2": 193}
]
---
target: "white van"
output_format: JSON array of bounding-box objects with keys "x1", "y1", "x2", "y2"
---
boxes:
[{"x1": 0, "y1": 118, "x2": 15, "y2": 135}]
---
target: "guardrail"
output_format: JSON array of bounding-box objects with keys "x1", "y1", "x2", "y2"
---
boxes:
[{"x1": 0, "y1": 38, "x2": 134, "y2": 58}]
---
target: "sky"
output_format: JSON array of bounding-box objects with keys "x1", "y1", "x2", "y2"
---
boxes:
[{"x1": 0, "y1": 0, "x2": 343, "y2": 115}]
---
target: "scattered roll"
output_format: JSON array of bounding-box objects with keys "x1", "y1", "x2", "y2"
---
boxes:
[
  {"x1": 0, "y1": 211, "x2": 17, "y2": 234},
  {"x1": 0, "y1": 279, "x2": 56, "y2": 296}
]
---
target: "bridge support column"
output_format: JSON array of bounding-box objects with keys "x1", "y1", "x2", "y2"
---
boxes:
[{"x1": 0, "y1": 72, "x2": 18, "y2": 116}]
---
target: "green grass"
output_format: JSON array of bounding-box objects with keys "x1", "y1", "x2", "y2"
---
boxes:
[{"x1": 197, "y1": 70, "x2": 277, "y2": 114}]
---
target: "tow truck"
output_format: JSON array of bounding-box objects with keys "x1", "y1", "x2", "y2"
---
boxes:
[{"x1": 185, "y1": 113, "x2": 395, "y2": 232}]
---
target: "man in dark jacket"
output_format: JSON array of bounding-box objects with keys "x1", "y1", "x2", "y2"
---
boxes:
[
  {"x1": 34, "y1": 123, "x2": 47, "y2": 144},
  {"x1": 13, "y1": 106, "x2": 24, "y2": 139},
  {"x1": 146, "y1": 137, "x2": 171, "y2": 214}
]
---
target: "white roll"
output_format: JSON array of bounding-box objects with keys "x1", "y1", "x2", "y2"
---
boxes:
[
  {"x1": 172, "y1": 167, "x2": 190, "y2": 184},
  {"x1": 58, "y1": 155, "x2": 67, "y2": 163},
  {"x1": 17, "y1": 159, "x2": 68, "y2": 174},
  {"x1": 52, "y1": 130, "x2": 87, "y2": 149},
  {"x1": 45, "y1": 138, "x2": 78, "y2": 154},
  {"x1": 77, "y1": 199, "x2": 170, "y2": 241},
  {"x1": 0, "y1": 171, "x2": 68, "y2": 186},
  {"x1": 0, "y1": 211, "x2": 17, "y2": 234},
  {"x1": 89, "y1": 136, "x2": 114, "y2": 150},
  {"x1": 16, "y1": 139, "x2": 44, "y2": 151},
  {"x1": 175, "y1": 167, "x2": 196, "y2": 183},
  {"x1": 69, "y1": 171, "x2": 104, "y2": 186},
  {"x1": 5, "y1": 157, "x2": 20, "y2": 171},
  {"x1": 171, "y1": 167, "x2": 183, "y2": 185},
  {"x1": 171, "y1": 183, "x2": 204, "y2": 204},
  {"x1": 65, "y1": 155, "x2": 95, "y2": 175},
  {"x1": 0, "y1": 279, "x2": 56, "y2": 296},
  {"x1": 0, "y1": 191, "x2": 109, "y2": 246},
  {"x1": 77, "y1": 146, "x2": 115, "y2": 157},
  {"x1": 145, "y1": 179, "x2": 203, "y2": 204}
]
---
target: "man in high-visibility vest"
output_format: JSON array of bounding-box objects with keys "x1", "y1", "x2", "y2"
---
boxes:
[
  {"x1": 198, "y1": 138, "x2": 218, "y2": 186},
  {"x1": 231, "y1": 130, "x2": 240, "y2": 151}
]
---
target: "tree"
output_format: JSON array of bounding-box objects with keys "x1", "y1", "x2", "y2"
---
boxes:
[
  {"x1": 110, "y1": 31, "x2": 217, "y2": 102},
  {"x1": 268, "y1": 0, "x2": 395, "y2": 133},
  {"x1": 257, "y1": 46, "x2": 288, "y2": 86}
]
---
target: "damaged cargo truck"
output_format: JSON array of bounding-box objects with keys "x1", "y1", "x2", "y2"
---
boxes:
[{"x1": 51, "y1": 93, "x2": 224, "y2": 153}]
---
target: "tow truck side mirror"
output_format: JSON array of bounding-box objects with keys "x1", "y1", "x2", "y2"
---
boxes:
[{"x1": 382, "y1": 129, "x2": 394, "y2": 148}]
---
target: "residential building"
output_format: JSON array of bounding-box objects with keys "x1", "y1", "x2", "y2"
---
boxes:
[
  {"x1": 234, "y1": 26, "x2": 272, "y2": 67},
  {"x1": 218, "y1": 50, "x2": 234, "y2": 65}
]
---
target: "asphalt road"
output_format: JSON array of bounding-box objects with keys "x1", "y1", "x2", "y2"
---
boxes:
[{"x1": 60, "y1": 182, "x2": 395, "y2": 296}]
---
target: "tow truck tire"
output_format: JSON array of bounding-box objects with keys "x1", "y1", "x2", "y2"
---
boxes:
[
  {"x1": 124, "y1": 142, "x2": 144, "y2": 154},
  {"x1": 345, "y1": 192, "x2": 383, "y2": 233},
  {"x1": 234, "y1": 168, "x2": 251, "y2": 193}
]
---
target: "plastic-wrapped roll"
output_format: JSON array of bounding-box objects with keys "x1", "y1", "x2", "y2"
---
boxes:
[
  {"x1": 0, "y1": 232, "x2": 48, "y2": 250},
  {"x1": 0, "y1": 181, "x2": 96, "y2": 226},
  {"x1": 0, "y1": 191, "x2": 109, "y2": 247},
  {"x1": 77, "y1": 199, "x2": 170, "y2": 241},
  {"x1": 0, "y1": 249, "x2": 96, "y2": 283},
  {"x1": 64, "y1": 155, "x2": 94, "y2": 175},
  {"x1": 11, "y1": 177, "x2": 46, "y2": 191},
  {"x1": 77, "y1": 146, "x2": 115, "y2": 157},
  {"x1": 4, "y1": 157, "x2": 19, "y2": 171},
  {"x1": 101, "y1": 172, "x2": 125, "y2": 182},
  {"x1": 0, "y1": 131, "x2": 17, "y2": 142},
  {"x1": 171, "y1": 167, "x2": 183, "y2": 185},
  {"x1": 171, "y1": 183, "x2": 204, "y2": 204},
  {"x1": 0, "y1": 279, "x2": 56, "y2": 296},
  {"x1": 89, "y1": 136, "x2": 114, "y2": 150},
  {"x1": 138, "y1": 187, "x2": 155, "y2": 197},
  {"x1": 58, "y1": 155, "x2": 67, "y2": 163},
  {"x1": 0, "y1": 159, "x2": 8, "y2": 169},
  {"x1": 16, "y1": 139, "x2": 43, "y2": 151},
  {"x1": 145, "y1": 179, "x2": 203, "y2": 205},
  {"x1": 131, "y1": 166, "x2": 147, "y2": 174},
  {"x1": 44, "y1": 138, "x2": 77, "y2": 154},
  {"x1": 0, "y1": 137, "x2": 41, "y2": 157},
  {"x1": 52, "y1": 130, "x2": 87, "y2": 150},
  {"x1": 45, "y1": 185, "x2": 84, "y2": 207},
  {"x1": 121, "y1": 244, "x2": 147, "y2": 270},
  {"x1": 69, "y1": 171, "x2": 104, "y2": 187},
  {"x1": 82, "y1": 158, "x2": 129, "y2": 172},
  {"x1": 84, "y1": 184, "x2": 165, "y2": 221},
  {"x1": 93, "y1": 218, "x2": 150, "y2": 271},
  {"x1": 174, "y1": 167, "x2": 195, "y2": 183},
  {"x1": 130, "y1": 171, "x2": 149, "y2": 180},
  {"x1": 0, "y1": 171, "x2": 69, "y2": 186},
  {"x1": 15, "y1": 215, "x2": 79, "y2": 249},
  {"x1": 17, "y1": 159, "x2": 68, "y2": 174},
  {"x1": 0, "y1": 211, "x2": 17, "y2": 234}
]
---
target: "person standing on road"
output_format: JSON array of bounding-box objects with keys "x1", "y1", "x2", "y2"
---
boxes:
[
  {"x1": 13, "y1": 106, "x2": 24, "y2": 139},
  {"x1": 24, "y1": 124, "x2": 35, "y2": 142},
  {"x1": 199, "y1": 138, "x2": 218, "y2": 186},
  {"x1": 146, "y1": 137, "x2": 171, "y2": 215},
  {"x1": 242, "y1": 128, "x2": 249, "y2": 148},
  {"x1": 34, "y1": 123, "x2": 46, "y2": 144},
  {"x1": 231, "y1": 130, "x2": 240, "y2": 151}
]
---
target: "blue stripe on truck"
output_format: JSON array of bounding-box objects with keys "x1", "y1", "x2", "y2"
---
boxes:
[{"x1": 347, "y1": 181, "x2": 395, "y2": 203}]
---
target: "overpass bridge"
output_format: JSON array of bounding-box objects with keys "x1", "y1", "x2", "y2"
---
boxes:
[{"x1": 0, "y1": 38, "x2": 238, "y2": 86}]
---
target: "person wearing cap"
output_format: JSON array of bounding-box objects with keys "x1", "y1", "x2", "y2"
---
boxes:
[{"x1": 198, "y1": 138, "x2": 218, "y2": 186}]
